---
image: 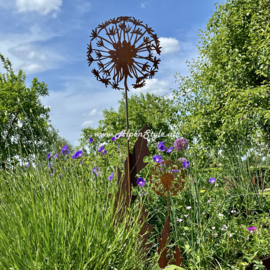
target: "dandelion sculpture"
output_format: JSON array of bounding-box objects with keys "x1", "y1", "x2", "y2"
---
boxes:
[
  {"x1": 87, "y1": 16, "x2": 162, "y2": 205},
  {"x1": 149, "y1": 160, "x2": 186, "y2": 268}
]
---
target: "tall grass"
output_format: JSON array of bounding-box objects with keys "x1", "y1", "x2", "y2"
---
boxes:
[{"x1": 1, "y1": 102, "x2": 270, "y2": 269}]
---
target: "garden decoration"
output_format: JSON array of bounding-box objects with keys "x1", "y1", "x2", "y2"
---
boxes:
[
  {"x1": 87, "y1": 16, "x2": 161, "y2": 206},
  {"x1": 149, "y1": 160, "x2": 186, "y2": 268},
  {"x1": 107, "y1": 124, "x2": 155, "y2": 263}
]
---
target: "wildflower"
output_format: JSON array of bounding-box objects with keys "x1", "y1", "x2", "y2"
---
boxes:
[
  {"x1": 102, "y1": 150, "x2": 107, "y2": 155},
  {"x1": 61, "y1": 145, "x2": 69, "y2": 155},
  {"x1": 173, "y1": 137, "x2": 189, "y2": 152},
  {"x1": 202, "y1": 212, "x2": 206, "y2": 215},
  {"x1": 215, "y1": 244, "x2": 219, "y2": 246},
  {"x1": 212, "y1": 227, "x2": 215, "y2": 230},
  {"x1": 98, "y1": 145, "x2": 104, "y2": 152},
  {"x1": 26, "y1": 163, "x2": 30, "y2": 167},
  {"x1": 47, "y1": 152, "x2": 51, "y2": 159},
  {"x1": 140, "y1": 192, "x2": 147, "y2": 196},
  {"x1": 59, "y1": 173, "x2": 63, "y2": 178},
  {"x1": 93, "y1": 167, "x2": 101, "y2": 176},
  {"x1": 103, "y1": 224, "x2": 105, "y2": 227},
  {"x1": 72, "y1": 150, "x2": 83, "y2": 159},
  {"x1": 48, "y1": 164, "x2": 50, "y2": 168},
  {"x1": 167, "y1": 146, "x2": 173, "y2": 153},
  {"x1": 177, "y1": 218, "x2": 183, "y2": 222},
  {"x1": 231, "y1": 210, "x2": 237, "y2": 213},
  {"x1": 186, "y1": 206, "x2": 191, "y2": 210},
  {"x1": 117, "y1": 144, "x2": 120, "y2": 150},
  {"x1": 177, "y1": 157, "x2": 187, "y2": 163},
  {"x1": 184, "y1": 215, "x2": 188, "y2": 218},
  {"x1": 89, "y1": 137, "x2": 93, "y2": 143},
  {"x1": 209, "y1": 178, "x2": 216, "y2": 184},
  {"x1": 169, "y1": 169, "x2": 179, "y2": 173},
  {"x1": 214, "y1": 233, "x2": 218, "y2": 237},
  {"x1": 207, "y1": 199, "x2": 211, "y2": 203},
  {"x1": 182, "y1": 160, "x2": 189, "y2": 169},
  {"x1": 111, "y1": 136, "x2": 116, "y2": 141},
  {"x1": 200, "y1": 190, "x2": 206, "y2": 193},
  {"x1": 248, "y1": 226, "x2": 257, "y2": 233},
  {"x1": 82, "y1": 159, "x2": 84, "y2": 162},
  {"x1": 54, "y1": 153, "x2": 58, "y2": 158},
  {"x1": 218, "y1": 213, "x2": 224, "y2": 217},
  {"x1": 136, "y1": 177, "x2": 145, "y2": 187},
  {"x1": 221, "y1": 225, "x2": 228, "y2": 230},
  {"x1": 50, "y1": 173, "x2": 53, "y2": 177},
  {"x1": 157, "y1": 142, "x2": 167, "y2": 152},
  {"x1": 108, "y1": 172, "x2": 114, "y2": 181},
  {"x1": 38, "y1": 163, "x2": 41, "y2": 166},
  {"x1": 152, "y1": 155, "x2": 163, "y2": 163}
]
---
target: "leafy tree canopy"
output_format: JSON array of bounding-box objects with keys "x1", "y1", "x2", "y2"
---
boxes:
[
  {"x1": 77, "y1": 91, "x2": 180, "y2": 164},
  {"x1": 169, "y1": 0, "x2": 270, "y2": 171},
  {"x1": 0, "y1": 53, "x2": 58, "y2": 171}
]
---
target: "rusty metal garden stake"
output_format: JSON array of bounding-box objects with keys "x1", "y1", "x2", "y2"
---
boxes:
[
  {"x1": 87, "y1": 16, "x2": 161, "y2": 207},
  {"x1": 150, "y1": 160, "x2": 186, "y2": 268}
]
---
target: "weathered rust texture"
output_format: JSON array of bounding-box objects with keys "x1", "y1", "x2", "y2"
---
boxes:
[{"x1": 108, "y1": 123, "x2": 154, "y2": 262}]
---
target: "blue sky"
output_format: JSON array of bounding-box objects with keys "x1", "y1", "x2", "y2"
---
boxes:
[{"x1": 1, "y1": 0, "x2": 264, "y2": 164}]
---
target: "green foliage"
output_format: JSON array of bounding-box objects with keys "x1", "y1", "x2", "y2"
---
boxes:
[
  {"x1": 77, "y1": 91, "x2": 179, "y2": 158},
  {"x1": 169, "y1": 0, "x2": 270, "y2": 170},
  {"x1": 0, "y1": 53, "x2": 58, "y2": 170}
]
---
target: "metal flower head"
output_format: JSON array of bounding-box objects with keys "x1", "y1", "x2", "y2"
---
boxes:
[
  {"x1": 86, "y1": 16, "x2": 162, "y2": 90},
  {"x1": 149, "y1": 160, "x2": 186, "y2": 197}
]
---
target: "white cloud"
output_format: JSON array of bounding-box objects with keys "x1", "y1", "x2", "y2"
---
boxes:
[
  {"x1": 89, "y1": 109, "x2": 97, "y2": 116},
  {"x1": 15, "y1": 0, "x2": 63, "y2": 15},
  {"x1": 141, "y1": 3, "x2": 146, "y2": 8},
  {"x1": 158, "y1": 37, "x2": 181, "y2": 54},
  {"x1": 82, "y1": 120, "x2": 93, "y2": 126},
  {"x1": 131, "y1": 78, "x2": 170, "y2": 96},
  {"x1": 75, "y1": 2, "x2": 91, "y2": 13}
]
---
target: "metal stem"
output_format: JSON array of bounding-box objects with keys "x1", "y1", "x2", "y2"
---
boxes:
[{"x1": 124, "y1": 75, "x2": 131, "y2": 207}]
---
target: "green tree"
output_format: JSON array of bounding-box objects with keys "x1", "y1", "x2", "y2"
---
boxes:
[
  {"x1": 0, "y1": 53, "x2": 58, "y2": 171},
  {"x1": 169, "y1": 0, "x2": 270, "y2": 171},
  {"x1": 77, "y1": 91, "x2": 180, "y2": 163}
]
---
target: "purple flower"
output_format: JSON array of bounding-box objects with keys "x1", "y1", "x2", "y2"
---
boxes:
[
  {"x1": 136, "y1": 177, "x2": 145, "y2": 187},
  {"x1": 177, "y1": 157, "x2": 187, "y2": 163},
  {"x1": 38, "y1": 163, "x2": 41, "y2": 166},
  {"x1": 47, "y1": 152, "x2": 51, "y2": 159},
  {"x1": 140, "y1": 192, "x2": 147, "y2": 196},
  {"x1": 59, "y1": 173, "x2": 63, "y2": 178},
  {"x1": 26, "y1": 163, "x2": 30, "y2": 167},
  {"x1": 61, "y1": 145, "x2": 69, "y2": 155},
  {"x1": 167, "y1": 146, "x2": 173, "y2": 153},
  {"x1": 153, "y1": 155, "x2": 163, "y2": 163},
  {"x1": 182, "y1": 161, "x2": 190, "y2": 169},
  {"x1": 157, "y1": 142, "x2": 167, "y2": 152},
  {"x1": 89, "y1": 137, "x2": 93, "y2": 143},
  {"x1": 48, "y1": 164, "x2": 50, "y2": 168},
  {"x1": 50, "y1": 173, "x2": 53, "y2": 177},
  {"x1": 111, "y1": 137, "x2": 116, "y2": 141},
  {"x1": 169, "y1": 169, "x2": 179, "y2": 173},
  {"x1": 173, "y1": 137, "x2": 189, "y2": 152},
  {"x1": 108, "y1": 172, "x2": 114, "y2": 181},
  {"x1": 93, "y1": 167, "x2": 101, "y2": 176},
  {"x1": 117, "y1": 144, "x2": 120, "y2": 150},
  {"x1": 98, "y1": 145, "x2": 104, "y2": 152},
  {"x1": 209, "y1": 178, "x2": 216, "y2": 184},
  {"x1": 54, "y1": 153, "x2": 58, "y2": 158},
  {"x1": 72, "y1": 150, "x2": 83, "y2": 159},
  {"x1": 102, "y1": 150, "x2": 107, "y2": 155}
]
